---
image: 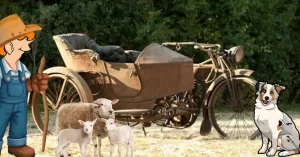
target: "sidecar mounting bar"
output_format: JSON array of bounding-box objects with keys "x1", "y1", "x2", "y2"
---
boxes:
[{"x1": 114, "y1": 107, "x2": 200, "y2": 123}]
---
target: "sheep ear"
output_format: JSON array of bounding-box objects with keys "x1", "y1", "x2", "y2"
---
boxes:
[
  {"x1": 274, "y1": 84, "x2": 286, "y2": 94},
  {"x1": 111, "y1": 99, "x2": 119, "y2": 105},
  {"x1": 78, "y1": 120, "x2": 84, "y2": 125},
  {"x1": 100, "y1": 118, "x2": 106, "y2": 122},
  {"x1": 92, "y1": 119, "x2": 97, "y2": 124},
  {"x1": 114, "y1": 120, "x2": 118, "y2": 123}
]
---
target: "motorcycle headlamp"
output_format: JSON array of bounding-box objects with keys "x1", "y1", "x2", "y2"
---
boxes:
[{"x1": 227, "y1": 46, "x2": 245, "y2": 64}]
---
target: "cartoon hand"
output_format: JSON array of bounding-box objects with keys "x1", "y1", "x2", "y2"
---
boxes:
[{"x1": 26, "y1": 73, "x2": 49, "y2": 92}]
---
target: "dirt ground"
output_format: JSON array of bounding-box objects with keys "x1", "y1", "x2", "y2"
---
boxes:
[{"x1": 2, "y1": 111, "x2": 300, "y2": 157}]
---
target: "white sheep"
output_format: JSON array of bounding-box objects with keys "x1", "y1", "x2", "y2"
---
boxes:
[
  {"x1": 102, "y1": 118, "x2": 134, "y2": 157},
  {"x1": 56, "y1": 98, "x2": 119, "y2": 157},
  {"x1": 56, "y1": 119, "x2": 97, "y2": 157}
]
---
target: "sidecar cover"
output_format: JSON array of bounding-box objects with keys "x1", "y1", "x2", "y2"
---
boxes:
[
  {"x1": 135, "y1": 43, "x2": 194, "y2": 100},
  {"x1": 135, "y1": 43, "x2": 192, "y2": 64}
]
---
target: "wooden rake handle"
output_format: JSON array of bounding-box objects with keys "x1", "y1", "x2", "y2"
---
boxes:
[{"x1": 37, "y1": 56, "x2": 49, "y2": 152}]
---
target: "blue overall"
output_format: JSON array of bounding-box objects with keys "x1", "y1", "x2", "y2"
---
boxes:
[{"x1": 0, "y1": 60, "x2": 28, "y2": 150}]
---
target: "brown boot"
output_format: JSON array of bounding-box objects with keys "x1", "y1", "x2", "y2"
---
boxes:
[{"x1": 8, "y1": 145, "x2": 35, "y2": 157}]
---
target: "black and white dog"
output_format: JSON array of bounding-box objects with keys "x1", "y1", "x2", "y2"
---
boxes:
[{"x1": 254, "y1": 82, "x2": 300, "y2": 156}]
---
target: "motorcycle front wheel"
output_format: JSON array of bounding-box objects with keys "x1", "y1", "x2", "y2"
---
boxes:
[{"x1": 208, "y1": 77, "x2": 260, "y2": 139}]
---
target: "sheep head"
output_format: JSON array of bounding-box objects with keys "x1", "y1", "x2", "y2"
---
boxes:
[
  {"x1": 92, "y1": 98, "x2": 119, "y2": 119},
  {"x1": 101, "y1": 118, "x2": 118, "y2": 131},
  {"x1": 78, "y1": 119, "x2": 97, "y2": 134}
]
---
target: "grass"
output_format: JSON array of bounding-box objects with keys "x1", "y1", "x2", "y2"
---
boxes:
[{"x1": 1, "y1": 110, "x2": 300, "y2": 157}]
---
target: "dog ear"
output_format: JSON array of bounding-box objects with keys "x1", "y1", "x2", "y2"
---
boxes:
[
  {"x1": 256, "y1": 81, "x2": 265, "y2": 91},
  {"x1": 274, "y1": 84, "x2": 286, "y2": 94},
  {"x1": 255, "y1": 82, "x2": 260, "y2": 91}
]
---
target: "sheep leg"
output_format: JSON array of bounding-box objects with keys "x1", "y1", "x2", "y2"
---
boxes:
[
  {"x1": 110, "y1": 144, "x2": 115, "y2": 157},
  {"x1": 62, "y1": 148, "x2": 69, "y2": 157},
  {"x1": 98, "y1": 137, "x2": 102, "y2": 157},
  {"x1": 126, "y1": 142, "x2": 129, "y2": 157},
  {"x1": 56, "y1": 142, "x2": 66, "y2": 157},
  {"x1": 57, "y1": 148, "x2": 62, "y2": 157},
  {"x1": 62, "y1": 144, "x2": 70, "y2": 157},
  {"x1": 79, "y1": 143, "x2": 87, "y2": 157},
  {"x1": 118, "y1": 143, "x2": 122, "y2": 157},
  {"x1": 92, "y1": 136, "x2": 97, "y2": 157},
  {"x1": 130, "y1": 141, "x2": 134, "y2": 157}
]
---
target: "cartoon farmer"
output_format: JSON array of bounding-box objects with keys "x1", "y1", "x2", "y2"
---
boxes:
[{"x1": 0, "y1": 14, "x2": 48, "y2": 156}]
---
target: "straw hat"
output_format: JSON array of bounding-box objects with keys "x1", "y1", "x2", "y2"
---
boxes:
[{"x1": 0, "y1": 14, "x2": 42, "y2": 47}]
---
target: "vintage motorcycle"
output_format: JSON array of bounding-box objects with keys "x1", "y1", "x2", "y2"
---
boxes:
[{"x1": 150, "y1": 42, "x2": 259, "y2": 139}]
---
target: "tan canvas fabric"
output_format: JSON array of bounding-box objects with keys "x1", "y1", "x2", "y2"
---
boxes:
[{"x1": 55, "y1": 33, "x2": 140, "y2": 63}]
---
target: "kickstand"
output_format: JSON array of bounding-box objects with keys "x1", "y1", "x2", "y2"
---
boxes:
[{"x1": 142, "y1": 127, "x2": 147, "y2": 136}]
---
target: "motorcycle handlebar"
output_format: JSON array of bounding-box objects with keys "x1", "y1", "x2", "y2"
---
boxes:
[{"x1": 162, "y1": 42, "x2": 220, "y2": 51}]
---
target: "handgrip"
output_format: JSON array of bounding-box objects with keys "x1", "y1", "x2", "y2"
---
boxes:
[
  {"x1": 194, "y1": 44, "x2": 221, "y2": 51},
  {"x1": 194, "y1": 45, "x2": 200, "y2": 49},
  {"x1": 162, "y1": 42, "x2": 178, "y2": 46}
]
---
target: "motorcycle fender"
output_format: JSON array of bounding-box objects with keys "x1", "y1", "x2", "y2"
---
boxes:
[
  {"x1": 202, "y1": 69, "x2": 255, "y2": 107},
  {"x1": 232, "y1": 69, "x2": 254, "y2": 76}
]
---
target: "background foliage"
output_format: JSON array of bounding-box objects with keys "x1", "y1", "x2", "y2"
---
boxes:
[{"x1": 0, "y1": 0, "x2": 299, "y2": 105}]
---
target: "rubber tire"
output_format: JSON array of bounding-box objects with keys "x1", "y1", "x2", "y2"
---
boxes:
[{"x1": 208, "y1": 77, "x2": 260, "y2": 139}]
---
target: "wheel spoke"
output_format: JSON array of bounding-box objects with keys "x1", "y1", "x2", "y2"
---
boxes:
[
  {"x1": 241, "y1": 113, "x2": 256, "y2": 133},
  {"x1": 241, "y1": 113, "x2": 249, "y2": 138},
  {"x1": 55, "y1": 77, "x2": 68, "y2": 108},
  {"x1": 46, "y1": 96, "x2": 56, "y2": 109},
  {"x1": 67, "y1": 88, "x2": 80, "y2": 103},
  {"x1": 70, "y1": 94, "x2": 80, "y2": 102},
  {"x1": 219, "y1": 112, "x2": 237, "y2": 133},
  {"x1": 46, "y1": 88, "x2": 56, "y2": 101},
  {"x1": 217, "y1": 114, "x2": 232, "y2": 127},
  {"x1": 229, "y1": 113, "x2": 239, "y2": 138},
  {"x1": 65, "y1": 86, "x2": 77, "y2": 103},
  {"x1": 53, "y1": 78, "x2": 61, "y2": 100}
]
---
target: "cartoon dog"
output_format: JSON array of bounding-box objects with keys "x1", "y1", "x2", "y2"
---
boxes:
[{"x1": 254, "y1": 82, "x2": 300, "y2": 156}]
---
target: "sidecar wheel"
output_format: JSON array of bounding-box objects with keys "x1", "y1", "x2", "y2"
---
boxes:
[{"x1": 31, "y1": 67, "x2": 93, "y2": 135}]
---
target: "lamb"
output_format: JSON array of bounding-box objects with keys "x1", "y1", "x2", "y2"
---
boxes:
[
  {"x1": 56, "y1": 98, "x2": 119, "y2": 157},
  {"x1": 102, "y1": 118, "x2": 134, "y2": 157},
  {"x1": 56, "y1": 119, "x2": 97, "y2": 157}
]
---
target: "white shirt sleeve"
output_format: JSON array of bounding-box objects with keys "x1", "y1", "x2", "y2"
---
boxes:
[{"x1": 22, "y1": 63, "x2": 31, "y2": 79}]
